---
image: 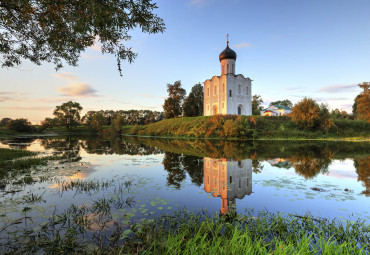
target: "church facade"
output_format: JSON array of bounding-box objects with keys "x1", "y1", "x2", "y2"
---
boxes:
[{"x1": 203, "y1": 37, "x2": 252, "y2": 116}]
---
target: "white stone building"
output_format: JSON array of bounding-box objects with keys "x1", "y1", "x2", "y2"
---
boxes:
[{"x1": 203, "y1": 38, "x2": 252, "y2": 116}]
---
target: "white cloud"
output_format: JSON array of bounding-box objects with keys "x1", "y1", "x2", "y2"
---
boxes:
[
  {"x1": 233, "y1": 42, "x2": 253, "y2": 49},
  {"x1": 318, "y1": 84, "x2": 358, "y2": 93},
  {"x1": 57, "y1": 83, "x2": 98, "y2": 97},
  {"x1": 189, "y1": 0, "x2": 208, "y2": 8},
  {"x1": 52, "y1": 72, "x2": 78, "y2": 81}
]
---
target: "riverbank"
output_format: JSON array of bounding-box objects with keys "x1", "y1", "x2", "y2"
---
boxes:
[{"x1": 124, "y1": 115, "x2": 370, "y2": 140}]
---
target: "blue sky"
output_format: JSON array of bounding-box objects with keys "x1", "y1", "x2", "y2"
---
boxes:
[{"x1": 1, "y1": 0, "x2": 369, "y2": 123}]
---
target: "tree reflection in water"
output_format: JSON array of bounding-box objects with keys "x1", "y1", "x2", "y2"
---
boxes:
[
  {"x1": 289, "y1": 146, "x2": 334, "y2": 179},
  {"x1": 354, "y1": 156, "x2": 370, "y2": 196},
  {"x1": 41, "y1": 137, "x2": 82, "y2": 162},
  {"x1": 162, "y1": 152, "x2": 186, "y2": 189}
]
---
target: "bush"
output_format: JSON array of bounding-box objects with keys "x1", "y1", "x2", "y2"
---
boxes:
[{"x1": 6, "y1": 118, "x2": 35, "y2": 132}]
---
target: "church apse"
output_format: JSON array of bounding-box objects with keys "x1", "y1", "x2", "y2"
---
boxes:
[{"x1": 203, "y1": 157, "x2": 252, "y2": 214}]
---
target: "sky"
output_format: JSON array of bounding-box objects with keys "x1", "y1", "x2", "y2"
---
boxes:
[{"x1": 1, "y1": 0, "x2": 369, "y2": 123}]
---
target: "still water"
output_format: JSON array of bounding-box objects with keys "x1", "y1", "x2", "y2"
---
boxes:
[{"x1": 0, "y1": 136, "x2": 369, "y2": 248}]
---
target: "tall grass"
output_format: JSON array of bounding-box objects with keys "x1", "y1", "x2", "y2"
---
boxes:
[{"x1": 119, "y1": 209, "x2": 370, "y2": 254}]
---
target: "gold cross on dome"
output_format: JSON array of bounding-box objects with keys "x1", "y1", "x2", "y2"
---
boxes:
[{"x1": 226, "y1": 34, "x2": 229, "y2": 44}]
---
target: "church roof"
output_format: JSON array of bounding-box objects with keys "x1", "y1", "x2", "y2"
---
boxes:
[{"x1": 219, "y1": 43, "x2": 237, "y2": 62}]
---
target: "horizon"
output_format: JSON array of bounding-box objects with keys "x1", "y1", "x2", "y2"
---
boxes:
[{"x1": 1, "y1": 0, "x2": 369, "y2": 124}]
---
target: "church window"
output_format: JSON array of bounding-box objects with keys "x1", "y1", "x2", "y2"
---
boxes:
[
  {"x1": 238, "y1": 106, "x2": 241, "y2": 115},
  {"x1": 227, "y1": 63, "x2": 229, "y2": 73},
  {"x1": 239, "y1": 179, "x2": 241, "y2": 189},
  {"x1": 229, "y1": 176, "x2": 232, "y2": 184},
  {"x1": 207, "y1": 87, "x2": 210, "y2": 97},
  {"x1": 223, "y1": 83, "x2": 225, "y2": 93},
  {"x1": 214, "y1": 85, "x2": 217, "y2": 95},
  {"x1": 238, "y1": 85, "x2": 241, "y2": 94},
  {"x1": 229, "y1": 90, "x2": 232, "y2": 97}
]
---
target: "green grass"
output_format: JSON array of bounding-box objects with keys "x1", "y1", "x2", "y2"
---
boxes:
[
  {"x1": 119, "y1": 209, "x2": 369, "y2": 254},
  {"x1": 0, "y1": 148, "x2": 36, "y2": 161}
]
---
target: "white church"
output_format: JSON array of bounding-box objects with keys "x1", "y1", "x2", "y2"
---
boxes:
[{"x1": 203, "y1": 35, "x2": 252, "y2": 116}]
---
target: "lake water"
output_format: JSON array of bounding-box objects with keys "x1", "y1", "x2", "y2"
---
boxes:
[{"x1": 0, "y1": 136, "x2": 369, "y2": 250}]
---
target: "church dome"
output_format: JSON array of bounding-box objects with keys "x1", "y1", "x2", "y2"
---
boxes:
[{"x1": 219, "y1": 44, "x2": 237, "y2": 62}]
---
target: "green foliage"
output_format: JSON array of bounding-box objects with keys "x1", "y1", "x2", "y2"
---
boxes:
[
  {"x1": 0, "y1": 0, "x2": 165, "y2": 75},
  {"x1": 291, "y1": 98, "x2": 334, "y2": 132},
  {"x1": 252, "y1": 95, "x2": 263, "y2": 115},
  {"x1": 87, "y1": 113, "x2": 105, "y2": 133},
  {"x1": 53, "y1": 101, "x2": 83, "y2": 131},
  {"x1": 0, "y1": 118, "x2": 11, "y2": 126},
  {"x1": 6, "y1": 118, "x2": 35, "y2": 132},
  {"x1": 163, "y1": 81, "x2": 186, "y2": 118},
  {"x1": 270, "y1": 99, "x2": 293, "y2": 108},
  {"x1": 183, "y1": 83, "x2": 204, "y2": 117},
  {"x1": 111, "y1": 114, "x2": 126, "y2": 134},
  {"x1": 39, "y1": 117, "x2": 58, "y2": 132}
]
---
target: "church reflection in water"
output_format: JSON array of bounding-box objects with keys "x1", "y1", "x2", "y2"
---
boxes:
[{"x1": 203, "y1": 157, "x2": 252, "y2": 214}]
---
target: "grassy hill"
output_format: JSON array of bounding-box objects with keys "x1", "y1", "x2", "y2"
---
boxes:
[{"x1": 124, "y1": 115, "x2": 370, "y2": 140}]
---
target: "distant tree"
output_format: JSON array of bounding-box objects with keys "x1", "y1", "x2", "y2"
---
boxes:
[
  {"x1": 270, "y1": 99, "x2": 293, "y2": 108},
  {"x1": 39, "y1": 117, "x2": 58, "y2": 131},
  {"x1": 356, "y1": 94, "x2": 370, "y2": 122},
  {"x1": 0, "y1": 118, "x2": 12, "y2": 127},
  {"x1": 163, "y1": 81, "x2": 186, "y2": 118},
  {"x1": 291, "y1": 98, "x2": 334, "y2": 132},
  {"x1": 111, "y1": 114, "x2": 126, "y2": 134},
  {"x1": 53, "y1": 101, "x2": 83, "y2": 131},
  {"x1": 0, "y1": 0, "x2": 165, "y2": 75},
  {"x1": 183, "y1": 83, "x2": 203, "y2": 117},
  {"x1": 7, "y1": 118, "x2": 34, "y2": 132},
  {"x1": 88, "y1": 113, "x2": 106, "y2": 133},
  {"x1": 352, "y1": 82, "x2": 370, "y2": 122},
  {"x1": 330, "y1": 109, "x2": 350, "y2": 119},
  {"x1": 252, "y1": 95, "x2": 264, "y2": 115}
]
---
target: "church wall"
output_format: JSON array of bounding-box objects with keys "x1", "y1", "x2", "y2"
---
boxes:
[{"x1": 226, "y1": 75, "x2": 252, "y2": 115}]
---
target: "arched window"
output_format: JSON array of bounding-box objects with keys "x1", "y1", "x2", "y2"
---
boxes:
[
  {"x1": 227, "y1": 63, "x2": 229, "y2": 73},
  {"x1": 238, "y1": 106, "x2": 241, "y2": 115},
  {"x1": 238, "y1": 85, "x2": 241, "y2": 94},
  {"x1": 229, "y1": 90, "x2": 232, "y2": 97},
  {"x1": 207, "y1": 87, "x2": 210, "y2": 96},
  {"x1": 231, "y1": 64, "x2": 234, "y2": 73}
]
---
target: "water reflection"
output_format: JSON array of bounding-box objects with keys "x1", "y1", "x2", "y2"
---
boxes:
[
  {"x1": 354, "y1": 156, "x2": 370, "y2": 196},
  {"x1": 204, "y1": 157, "x2": 252, "y2": 214}
]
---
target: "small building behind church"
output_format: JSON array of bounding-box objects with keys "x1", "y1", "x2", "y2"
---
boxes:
[
  {"x1": 203, "y1": 37, "x2": 252, "y2": 116},
  {"x1": 261, "y1": 105, "x2": 292, "y2": 116}
]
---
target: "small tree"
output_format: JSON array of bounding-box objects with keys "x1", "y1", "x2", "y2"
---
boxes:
[
  {"x1": 0, "y1": 118, "x2": 12, "y2": 127},
  {"x1": 53, "y1": 101, "x2": 83, "y2": 131},
  {"x1": 291, "y1": 98, "x2": 334, "y2": 131},
  {"x1": 183, "y1": 83, "x2": 203, "y2": 117},
  {"x1": 7, "y1": 118, "x2": 34, "y2": 132},
  {"x1": 163, "y1": 81, "x2": 186, "y2": 118},
  {"x1": 252, "y1": 95, "x2": 264, "y2": 115},
  {"x1": 356, "y1": 94, "x2": 370, "y2": 122},
  {"x1": 39, "y1": 117, "x2": 58, "y2": 131},
  {"x1": 88, "y1": 113, "x2": 106, "y2": 133},
  {"x1": 111, "y1": 114, "x2": 126, "y2": 134}
]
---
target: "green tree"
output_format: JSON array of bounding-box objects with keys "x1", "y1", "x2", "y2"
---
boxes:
[
  {"x1": 53, "y1": 101, "x2": 83, "y2": 131},
  {"x1": 6, "y1": 118, "x2": 34, "y2": 132},
  {"x1": 270, "y1": 99, "x2": 293, "y2": 108},
  {"x1": 88, "y1": 113, "x2": 106, "y2": 133},
  {"x1": 163, "y1": 81, "x2": 186, "y2": 118},
  {"x1": 39, "y1": 117, "x2": 57, "y2": 131},
  {"x1": 111, "y1": 114, "x2": 126, "y2": 134},
  {"x1": 0, "y1": 0, "x2": 165, "y2": 75},
  {"x1": 252, "y1": 95, "x2": 263, "y2": 115},
  {"x1": 183, "y1": 83, "x2": 203, "y2": 117},
  {"x1": 291, "y1": 98, "x2": 334, "y2": 132},
  {"x1": 0, "y1": 118, "x2": 12, "y2": 126}
]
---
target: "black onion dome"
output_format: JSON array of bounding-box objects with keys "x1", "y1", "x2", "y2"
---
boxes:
[{"x1": 219, "y1": 43, "x2": 237, "y2": 62}]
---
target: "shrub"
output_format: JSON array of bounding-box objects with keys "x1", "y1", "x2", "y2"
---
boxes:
[{"x1": 6, "y1": 118, "x2": 35, "y2": 132}]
